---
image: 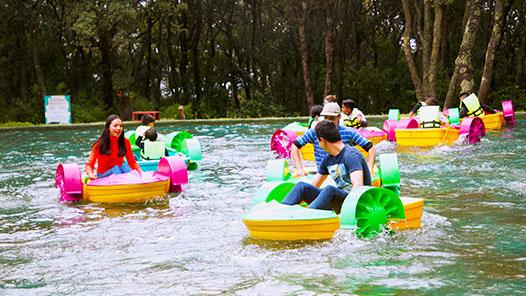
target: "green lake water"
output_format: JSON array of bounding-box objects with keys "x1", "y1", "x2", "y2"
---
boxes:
[{"x1": 0, "y1": 116, "x2": 525, "y2": 295}]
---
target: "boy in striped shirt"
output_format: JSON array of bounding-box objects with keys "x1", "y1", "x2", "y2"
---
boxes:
[{"x1": 291, "y1": 102, "x2": 375, "y2": 177}]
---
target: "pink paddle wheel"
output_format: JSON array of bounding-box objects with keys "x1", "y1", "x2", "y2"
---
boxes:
[
  {"x1": 270, "y1": 129, "x2": 298, "y2": 159},
  {"x1": 55, "y1": 163, "x2": 83, "y2": 202},
  {"x1": 502, "y1": 100, "x2": 515, "y2": 126},
  {"x1": 383, "y1": 118, "x2": 419, "y2": 142},
  {"x1": 459, "y1": 117, "x2": 486, "y2": 144}
]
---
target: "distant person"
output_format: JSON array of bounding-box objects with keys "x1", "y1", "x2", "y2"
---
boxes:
[
  {"x1": 340, "y1": 99, "x2": 367, "y2": 128},
  {"x1": 178, "y1": 105, "x2": 186, "y2": 119},
  {"x1": 458, "y1": 92, "x2": 496, "y2": 118},
  {"x1": 282, "y1": 120, "x2": 371, "y2": 213},
  {"x1": 408, "y1": 95, "x2": 435, "y2": 118},
  {"x1": 291, "y1": 102, "x2": 376, "y2": 177},
  {"x1": 308, "y1": 104, "x2": 323, "y2": 129},
  {"x1": 85, "y1": 114, "x2": 142, "y2": 179},
  {"x1": 323, "y1": 94, "x2": 338, "y2": 105},
  {"x1": 409, "y1": 96, "x2": 449, "y2": 128},
  {"x1": 135, "y1": 128, "x2": 169, "y2": 160}
]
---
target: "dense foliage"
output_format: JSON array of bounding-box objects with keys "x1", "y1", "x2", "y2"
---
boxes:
[{"x1": 0, "y1": 0, "x2": 524, "y2": 123}]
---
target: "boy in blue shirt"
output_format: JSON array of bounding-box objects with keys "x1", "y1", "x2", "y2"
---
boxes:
[
  {"x1": 282, "y1": 120, "x2": 371, "y2": 213},
  {"x1": 291, "y1": 102, "x2": 375, "y2": 177}
]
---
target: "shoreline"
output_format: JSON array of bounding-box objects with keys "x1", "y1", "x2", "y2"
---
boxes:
[{"x1": 0, "y1": 112, "x2": 524, "y2": 131}]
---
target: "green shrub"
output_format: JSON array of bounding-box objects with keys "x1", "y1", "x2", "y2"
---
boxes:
[
  {"x1": 234, "y1": 92, "x2": 287, "y2": 118},
  {"x1": 71, "y1": 91, "x2": 106, "y2": 123},
  {"x1": 0, "y1": 121, "x2": 35, "y2": 127},
  {"x1": 130, "y1": 95, "x2": 154, "y2": 111},
  {"x1": 489, "y1": 86, "x2": 526, "y2": 111},
  {"x1": 161, "y1": 103, "x2": 192, "y2": 119}
]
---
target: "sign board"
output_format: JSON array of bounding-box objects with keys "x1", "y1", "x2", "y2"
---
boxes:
[{"x1": 44, "y1": 95, "x2": 71, "y2": 124}]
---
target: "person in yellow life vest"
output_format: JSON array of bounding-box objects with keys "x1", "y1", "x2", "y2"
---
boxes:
[
  {"x1": 135, "y1": 128, "x2": 168, "y2": 160},
  {"x1": 339, "y1": 99, "x2": 368, "y2": 128},
  {"x1": 412, "y1": 97, "x2": 449, "y2": 128},
  {"x1": 459, "y1": 92, "x2": 496, "y2": 118},
  {"x1": 408, "y1": 95, "x2": 436, "y2": 118}
]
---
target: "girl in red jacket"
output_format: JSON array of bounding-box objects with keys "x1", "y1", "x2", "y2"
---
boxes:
[{"x1": 85, "y1": 114, "x2": 142, "y2": 179}]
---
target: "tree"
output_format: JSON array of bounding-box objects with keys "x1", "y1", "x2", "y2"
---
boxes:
[
  {"x1": 478, "y1": 0, "x2": 507, "y2": 103},
  {"x1": 444, "y1": 0, "x2": 482, "y2": 108},
  {"x1": 401, "y1": 0, "x2": 444, "y2": 100}
]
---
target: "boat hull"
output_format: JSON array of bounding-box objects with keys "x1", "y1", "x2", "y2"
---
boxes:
[{"x1": 83, "y1": 180, "x2": 170, "y2": 203}]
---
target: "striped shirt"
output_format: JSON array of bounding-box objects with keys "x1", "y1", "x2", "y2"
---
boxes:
[{"x1": 294, "y1": 125, "x2": 372, "y2": 167}]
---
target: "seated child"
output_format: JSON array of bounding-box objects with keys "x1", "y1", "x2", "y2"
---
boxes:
[
  {"x1": 135, "y1": 128, "x2": 169, "y2": 160},
  {"x1": 414, "y1": 97, "x2": 449, "y2": 128},
  {"x1": 308, "y1": 104, "x2": 323, "y2": 129},
  {"x1": 458, "y1": 92, "x2": 496, "y2": 118},
  {"x1": 408, "y1": 95, "x2": 436, "y2": 118},
  {"x1": 135, "y1": 114, "x2": 164, "y2": 143},
  {"x1": 136, "y1": 114, "x2": 155, "y2": 139},
  {"x1": 340, "y1": 99, "x2": 367, "y2": 128}
]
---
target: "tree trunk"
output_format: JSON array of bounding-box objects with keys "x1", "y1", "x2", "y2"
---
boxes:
[
  {"x1": 298, "y1": 0, "x2": 314, "y2": 113},
  {"x1": 190, "y1": 3, "x2": 203, "y2": 117},
  {"x1": 421, "y1": 0, "x2": 432, "y2": 96},
  {"x1": 120, "y1": 95, "x2": 131, "y2": 120},
  {"x1": 179, "y1": 11, "x2": 189, "y2": 105},
  {"x1": 401, "y1": 0, "x2": 424, "y2": 99},
  {"x1": 440, "y1": 5, "x2": 450, "y2": 68},
  {"x1": 153, "y1": 20, "x2": 163, "y2": 110},
  {"x1": 478, "y1": 0, "x2": 506, "y2": 104},
  {"x1": 427, "y1": 1, "x2": 443, "y2": 98},
  {"x1": 515, "y1": 34, "x2": 526, "y2": 85},
  {"x1": 167, "y1": 20, "x2": 180, "y2": 102},
  {"x1": 14, "y1": 25, "x2": 29, "y2": 111},
  {"x1": 323, "y1": 0, "x2": 336, "y2": 98},
  {"x1": 145, "y1": 12, "x2": 152, "y2": 102},
  {"x1": 99, "y1": 33, "x2": 114, "y2": 111},
  {"x1": 444, "y1": 0, "x2": 482, "y2": 109},
  {"x1": 32, "y1": 40, "x2": 47, "y2": 98}
]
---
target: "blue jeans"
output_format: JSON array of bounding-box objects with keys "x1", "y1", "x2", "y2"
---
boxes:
[
  {"x1": 97, "y1": 163, "x2": 132, "y2": 178},
  {"x1": 281, "y1": 182, "x2": 349, "y2": 214}
]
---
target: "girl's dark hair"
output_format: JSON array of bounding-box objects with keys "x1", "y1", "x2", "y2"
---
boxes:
[
  {"x1": 92, "y1": 114, "x2": 126, "y2": 156},
  {"x1": 424, "y1": 97, "x2": 440, "y2": 106},
  {"x1": 144, "y1": 128, "x2": 158, "y2": 141},
  {"x1": 310, "y1": 104, "x2": 323, "y2": 117},
  {"x1": 459, "y1": 92, "x2": 470, "y2": 99},
  {"x1": 315, "y1": 120, "x2": 341, "y2": 143},
  {"x1": 141, "y1": 114, "x2": 156, "y2": 125},
  {"x1": 342, "y1": 99, "x2": 356, "y2": 109}
]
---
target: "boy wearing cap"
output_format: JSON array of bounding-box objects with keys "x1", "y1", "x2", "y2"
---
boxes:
[
  {"x1": 291, "y1": 102, "x2": 376, "y2": 177},
  {"x1": 282, "y1": 120, "x2": 371, "y2": 213}
]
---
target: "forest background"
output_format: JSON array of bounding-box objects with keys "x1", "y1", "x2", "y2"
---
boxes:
[{"x1": 0, "y1": 0, "x2": 524, "y2": 123}]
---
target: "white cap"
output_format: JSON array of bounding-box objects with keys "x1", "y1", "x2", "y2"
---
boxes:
[{"x1": 320, "y1": 102, "x2": 341, "y2": 116}]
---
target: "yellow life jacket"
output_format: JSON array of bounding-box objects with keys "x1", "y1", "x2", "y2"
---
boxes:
[
  {"x1": 460, "y1": 94, "x2": 484, "y2": 117},
  {"x1": 141, "y1": 140, "x2": 165, "y2": 160},
  {"x1": 418, "y1": 105, "x2": 441, "y2": 128},
  {"x1": 340, "y1": 111, "x2": 362, "y2": 128}
]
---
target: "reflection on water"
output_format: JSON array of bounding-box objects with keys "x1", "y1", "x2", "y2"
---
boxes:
[{"x1": 0, "y1": 116, "x2": 525, "y2": 294}]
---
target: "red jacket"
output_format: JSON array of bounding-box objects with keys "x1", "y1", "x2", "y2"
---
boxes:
[{"x1": 85, "y1": 136, "x2": 139, "y2": 174}]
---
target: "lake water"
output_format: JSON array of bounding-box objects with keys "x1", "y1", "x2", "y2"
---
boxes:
[{"x1": 0, "y1": 116, "x2": 524, "y2": 295}]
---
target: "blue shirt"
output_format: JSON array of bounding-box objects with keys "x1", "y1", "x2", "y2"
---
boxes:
[
  {"x1": 318, "y1": 145, "x2": 372, "y2": 191},
  {"x1": 295, "y1": 124, "x2": 371, "y2": 167}
]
